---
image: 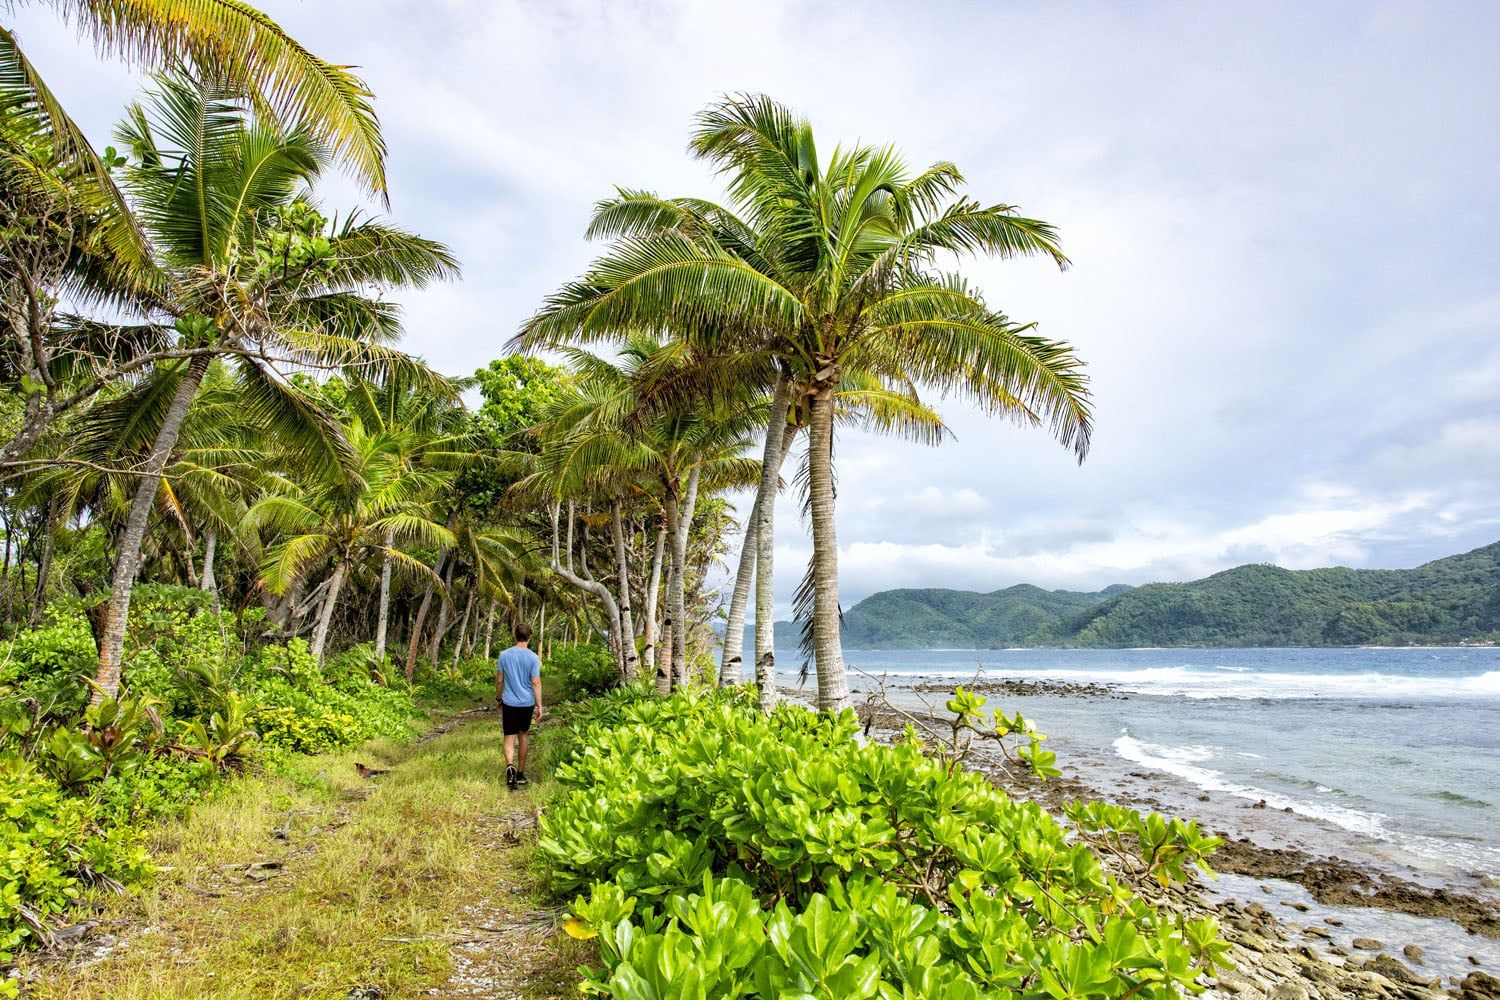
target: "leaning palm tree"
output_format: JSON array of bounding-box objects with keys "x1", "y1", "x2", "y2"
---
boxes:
[
  {"x1": 522, "y1": 95, "x2": 1093, "y2": 712},
  {"x1": 522, "y1": 337, "x2": 760, "y2": 690},
  {"x1": 88, "y1": 72, "x2": 456, "y2": 701}
]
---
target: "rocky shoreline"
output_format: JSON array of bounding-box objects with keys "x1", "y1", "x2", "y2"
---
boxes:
[
  {"x1": 983, "y1": 752, "x2": 1498, "y2": 998},
  {"x1": 852, "y1": 695, "x2": 1497, "y2": 999}
]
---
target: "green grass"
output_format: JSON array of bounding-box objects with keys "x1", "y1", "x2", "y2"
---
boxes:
[{"x1": 24, "y1": 704, "x2": 589, "y2": 999}]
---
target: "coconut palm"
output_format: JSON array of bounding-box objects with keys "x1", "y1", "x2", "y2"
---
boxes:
[
  {"x1": 88, "y1": 72, "x2": 455, "y2": 701},
  {"x1": 522, "y1": 337, "x2": 760, "y2": 688},
  {"x1": 247, "y1": 419, "x2": 454, "y2": 662},
  {"x1": 522, "y1": 95, "x2": 1093, "y2": 712}
]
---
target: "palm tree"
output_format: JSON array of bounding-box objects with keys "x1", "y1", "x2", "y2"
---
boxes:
[
  {"x1": 523, "y1": 95, "x2": 1093, "y2": 711},
  {"x1": 247, "y1": 419, "x2": 453, "y2": 662},
  {"x1": 522, "y1": 337, "x2": 760, "y2": 688},
  {"x1": 337, "y1": 372, "x2": 474, "y2": 662},
  {"x1": 89, "y1": 72, "x2": 456, "y2": 701}
]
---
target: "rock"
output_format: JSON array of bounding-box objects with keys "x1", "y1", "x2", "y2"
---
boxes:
[
  {"x1": 1324, "y1": 917, "x2": 1343, "y2": 927},
  {"x1": 1460, "y1": 971, "x2": 1500, "y2": 1000},
  {"x1": 1351, "y1": 938, "x2": 1385, "y2": 950},
  {"x1": 1367, "y1": 953, "x2": 1438, "y2": 989},
  {"x1": 1269, "y1": 984, "x2": 1310, "y2": 1000},
  {"x1": 1302, "y1": 925, "x2": 1331, "y2": 939},
  {"x1": 1401, "y1": 944, "x2": 1424, "y2": 965}
]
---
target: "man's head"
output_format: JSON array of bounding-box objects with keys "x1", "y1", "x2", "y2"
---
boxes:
[{"x1": 514, "y1": 622, "x2": 533, "y2": 645}]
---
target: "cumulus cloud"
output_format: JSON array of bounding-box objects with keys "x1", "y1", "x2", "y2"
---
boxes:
[{"x1": 14, "y1": 1, "x2": 1500, "y2": 619}]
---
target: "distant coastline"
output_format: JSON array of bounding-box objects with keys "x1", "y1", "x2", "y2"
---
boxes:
[{"x1": 755, "y1": 539, "x2": 1500, "y2": 650}]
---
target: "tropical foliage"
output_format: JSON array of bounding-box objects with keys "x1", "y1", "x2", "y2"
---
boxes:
[{"x1": 546, "y1": 686, "x2": 1227, "y2": 998}]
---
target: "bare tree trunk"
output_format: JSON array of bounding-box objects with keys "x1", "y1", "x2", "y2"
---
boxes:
[
  {"x1": 670, "y1": 468, "x2": 700, "y2": 690},
  {"x1": 404, "y1": 548, "x2": 449, "y2": 680},
  {"x1": 641, "y1": 520, "x2": 666, "y2": 678},
  {"x1": 374, "y1": 529, "x2": 393, "y2": 661},
  {"x1": 806, "y1": 384, "x2": 850, "y2": 713},
  {"x1": 548, "y1": 503, "x2": 621, "y2": 668},
  {"x1": 611, "y1": 500, "x2": 639, "y2": 681},
  {"x1": 309, "y1": 560, "x2": 348, "y2": 662},
  {"x1": 92, "y1": 354, "x2": 211, "y2": 704}
]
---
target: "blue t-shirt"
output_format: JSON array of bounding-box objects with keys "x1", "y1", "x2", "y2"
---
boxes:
[{"x1": 497, "y1": 645, "x2": 541, "y2": 707}]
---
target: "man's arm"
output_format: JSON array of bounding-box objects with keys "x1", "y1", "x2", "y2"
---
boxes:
[
  {"x1": 495, "y1": 668, "x2": 504, "y2": 708},
  {"x1": 531, "y1": 667, "x2": 544, "y2": 719}
]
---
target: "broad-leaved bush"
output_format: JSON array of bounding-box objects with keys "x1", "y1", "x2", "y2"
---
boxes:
[{"x1": 544, "y1": 686, "x2": 1230, "y2": 999}]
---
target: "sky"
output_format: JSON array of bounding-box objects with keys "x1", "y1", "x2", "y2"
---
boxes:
[{"x1": 11, "y1": 0, "x2": 1500, "y2": 617}]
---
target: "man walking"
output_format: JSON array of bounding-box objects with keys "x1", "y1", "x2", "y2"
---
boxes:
[{"x1": 496, "y1": 622, "x2": 543, "y2": 789}]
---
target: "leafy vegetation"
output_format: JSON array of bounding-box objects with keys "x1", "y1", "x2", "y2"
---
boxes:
[
  {"x1": 0, "y1": 587, "x2": 499, "y2": 959},
  {"x1": 546, "y1": 686, "x2": 1227, "y2": 998}
]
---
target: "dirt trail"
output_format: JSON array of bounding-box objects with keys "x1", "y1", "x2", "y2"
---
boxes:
[{"x1": 23, "y1": 708, "x2": 580, "y2": 999}]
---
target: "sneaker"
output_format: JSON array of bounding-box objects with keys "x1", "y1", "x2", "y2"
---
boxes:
[
  {"x1": 514, "y1": 771, "x2": 529, "y2": 787},
  {"x1": 505, "y1": 764, "x2": 517, "y2": 788}
]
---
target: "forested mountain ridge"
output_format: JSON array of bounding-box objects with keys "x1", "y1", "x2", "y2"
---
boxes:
[
  {"x1": 767, "y1": 583, "x2": 1132, "y2": 648},
  {"x1": 767, "y1": 542, "x2": 1500, "y2": 648}
]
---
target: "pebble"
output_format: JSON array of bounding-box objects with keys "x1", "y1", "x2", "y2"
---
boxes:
[
  {"x1": 1351, "y1": 937, "x2": 1384, "y2": 950},
  {"x1": 1402, "y1": 943, "x2": 1425, "y2": 965}
]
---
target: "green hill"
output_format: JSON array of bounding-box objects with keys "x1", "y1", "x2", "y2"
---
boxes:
[
  {"x1": 762, "y1": 541, "x2": 1500, "y2": 648},
  {"x1": 767, "y1": 583, "x2": 1131, "y2": 649}
]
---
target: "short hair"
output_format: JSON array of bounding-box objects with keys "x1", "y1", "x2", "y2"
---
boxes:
[{"x1": 514, "y1": 622, "x2": 533, "y2": 643}]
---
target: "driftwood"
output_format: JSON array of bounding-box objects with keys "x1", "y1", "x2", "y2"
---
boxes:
[{"x1": 500, "y1": 806, "x2": 545, "y2": 844}]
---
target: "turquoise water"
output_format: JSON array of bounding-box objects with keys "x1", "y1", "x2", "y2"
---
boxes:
[{"x1": 781, "y1": 647, "x2": 1500, "y2": 883}]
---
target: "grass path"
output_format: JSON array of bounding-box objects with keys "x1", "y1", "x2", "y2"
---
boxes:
[{"x1": 23, "y1": 706, "x2": 585, "y2": 999}]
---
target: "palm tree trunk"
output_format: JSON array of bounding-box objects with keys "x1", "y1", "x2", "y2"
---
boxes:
[
  {"x1": 642, "y1": 520, "x2": 666, "y2": 677},
  {"x1": 723, "y1": 377, "x2": 795, "y2": 688},
  {"x1": 670, "y1": 468, "x2": 700, "y2": 690},
  {"x1": 309, "y1": 560, "x2": 348, "y2": 662},
  {"x1": 199, "y1": 530, "x2": 217, "y2": 592},
  {"x1": 427, "y1": 558, "x2": 457, "y2": 664},
  {"x1": 756, "y1": 424, "x2": 799, "y2": 712},
  {"x1": 611, "y1": 500, "x2": 639, "y2": 681},
  {"x1": 481, "y1": 597, "x2": 497, "y2": 660},
  {"x1": 374, "y1": 529, "x2": 394, "y2": 661},
  {"x1": 806, "y1": 384, "x2": 850, "y2": 713},
  {"x1": 31, "y1": 495, "x2": 61, "y2": 621},
  {"x1": 404, "y1": 547, "x2": 449, "y2": 680},
  {"x1": 658, "y1": 492, "x2": 679, "y2": 695},
  {"x1": 451, "y1": 587, "x2": 475, "y2": 669},
  {"x1": 92, "y1": 354, "x2": 211, "y2": 704}
]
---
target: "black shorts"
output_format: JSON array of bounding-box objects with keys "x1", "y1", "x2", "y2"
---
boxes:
[{"x1": 501, "y1": 703, "x2": 534, "y2": 736}]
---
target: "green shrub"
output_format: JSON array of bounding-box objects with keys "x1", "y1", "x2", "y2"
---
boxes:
[
  {"x1": 0, "y1": 758, "x2": 150, "y2": 960},
  {"x1": 548, "y1": 641, "x2": 616, "y2": 699},
  {"x1": 546, "y1": 687, "x2": 1229, "y2": 998}
]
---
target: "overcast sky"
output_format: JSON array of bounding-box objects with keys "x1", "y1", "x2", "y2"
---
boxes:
[{"x1": 13, "y1": 0, "x2": 1500, "y2": 616}]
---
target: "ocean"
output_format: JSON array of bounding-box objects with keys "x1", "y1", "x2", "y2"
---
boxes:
[{"x1": 776, "y1": 646, "x2": 1500, "y2": 888}]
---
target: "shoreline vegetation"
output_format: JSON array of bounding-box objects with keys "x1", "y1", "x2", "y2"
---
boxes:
[{"x1": 3, "y1": 5, "x2": 1496, "y2": 999}]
